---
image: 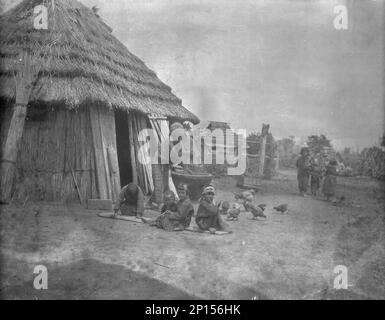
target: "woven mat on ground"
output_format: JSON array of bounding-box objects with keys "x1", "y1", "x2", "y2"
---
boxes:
[
  {"x1": 98, "y1": 213, "x2": 231, "y2": 234},
  {"x1": 97, "y1": 212, "x2": 143, "y2": 223},
  {"x1": 184, "y1": 226, "x2": 232, "y2": 235}
]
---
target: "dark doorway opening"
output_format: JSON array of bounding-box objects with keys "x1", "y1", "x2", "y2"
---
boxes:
[{"x1": 115, "y1": 109, "x2": 132, "y2": 187}]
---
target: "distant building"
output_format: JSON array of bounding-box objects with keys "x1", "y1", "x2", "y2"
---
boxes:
[{"x1": 198, "y1": 121, "x2": 239, "y2": 176}]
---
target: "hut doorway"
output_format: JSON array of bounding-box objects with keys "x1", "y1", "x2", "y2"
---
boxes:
[{"x1": 115, "y1": 109, "x2": 133, "y2": 187}]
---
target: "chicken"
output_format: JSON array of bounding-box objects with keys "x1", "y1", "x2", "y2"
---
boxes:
[
  {"x1": 273, "y1": 204, "x2": 288, "y2": 214},
  {"x1": 332, "y1": 196, "x2": 347, "y2": 207},
  {"x1": 226, "y1": 203, "x2": 241, "y2": 221},
  {"x1": 218, "y1": 200, "x2": 230, "y2": 215},
  {"x1": 234, "y1": 190, "x2": 260, "y2": 214},
  {"x1": 248, "y1": 203, "x2": 267, "y2": 220},
  {"x1": 234, "y1": 190, "x2": 255, "y2": 201},
  {"x1": 243, "y1": 201, "x2": 265, "y2": 211},
  {"x1": 258, "y1": 204, "x2": 267, "y2": 211}
]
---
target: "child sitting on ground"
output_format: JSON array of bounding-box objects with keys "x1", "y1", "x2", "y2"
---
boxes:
[
  {"x1": 146, "y1": 190, "x2": 179, "y2": 231},
  {"x1": 160, "y1": 190, "x2": 178, "y2": 214}
]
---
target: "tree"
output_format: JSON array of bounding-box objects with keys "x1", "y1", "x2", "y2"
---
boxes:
[
  {"x1": 246, "y1": 132, "x2": 260, "y2": 155},
  {"x1": 306, "y1": 134, "x2": 332, "y2": 155},
  {"x1": 278, "y1": 137, "x2": 295, "y2": 155}
]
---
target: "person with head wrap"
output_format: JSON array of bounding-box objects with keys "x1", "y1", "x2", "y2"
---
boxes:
[
  {"x1": 296, "y1": 147, "x2": 311, "y2": 196},
  {"x1": 113, "y1": 182, "x2": 144, "y2": 218},
  {"x1": 196, "y1": 185, "x2": 231, "y2": 233}
]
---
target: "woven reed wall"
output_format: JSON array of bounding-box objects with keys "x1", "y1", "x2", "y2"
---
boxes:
[{"x1": 8, "y1": 105, "x2": 98, "y2": 202}]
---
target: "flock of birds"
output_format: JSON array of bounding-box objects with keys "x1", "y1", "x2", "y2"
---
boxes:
[{"x1": 217, "y1": 190, "x2": 289, "y2": 221}]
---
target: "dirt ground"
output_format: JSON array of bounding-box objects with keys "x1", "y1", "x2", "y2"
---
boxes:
[{"x1": 1, "y1": 169, "x2": 384, "y2": 300}]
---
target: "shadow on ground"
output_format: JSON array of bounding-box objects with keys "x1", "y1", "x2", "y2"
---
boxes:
[{"x1": 0, "y1": 259, "x2": 199, "y2": 300}]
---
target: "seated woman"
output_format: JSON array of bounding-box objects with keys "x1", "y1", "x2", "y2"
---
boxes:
[
  {"x1": 196, "y1": 186, "x2": 231, "y2": 233},
  {"x1": 113, "y1": 182, "x2": 144, "y2": 218},
  {"x1": 147, "y1": 185, "x2": 194, "y2": 231},
  {"x1": 171, "y1": 184, "x2": 194, "y2": 229}
]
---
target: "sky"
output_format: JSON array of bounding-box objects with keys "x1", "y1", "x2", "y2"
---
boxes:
[{"x1": 1, "y1": 0, "x2": 384, "y2": 150}]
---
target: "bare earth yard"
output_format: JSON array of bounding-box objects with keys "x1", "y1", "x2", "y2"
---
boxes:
[{"x1": 1, "y1": 169, "x2": 384, "y2": 300}]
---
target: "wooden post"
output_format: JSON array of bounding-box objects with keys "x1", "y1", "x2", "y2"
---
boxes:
[
  {"x1": 90, "y1": 106, "x2": 108, "y2": 199},
  {"x1": 107, "y1": 145, "x2": 120, "y2": 201},
  {"x1": 276, "y1": 149, "x2": 280, "y2": 171},
  {"x1": 0, "y1": 52, "x2": 41, "y2": 202},
  {"x1": 133, "y1": 114, "x2": 148, "y2": 193},
  {"x1": 258, "y1": 124, "x2": 270, "y2": 177},
  {"x1": 258, "y1": 137, "x2": 267, "y2": 176},
  {"x1": 383, "y1": 0, "x2": 385, "y2": 147},
  {"x1": 127, "y1": 113, "x2": 138, "y2": 185},
  {"x1": 100, "y1": 130, "x2": 112, "y2": 200}
]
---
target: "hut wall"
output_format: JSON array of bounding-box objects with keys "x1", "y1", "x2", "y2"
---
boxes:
[
  {"x1": 11, "y1": 106, "x2": 98, "y2": 202},
  {"x1": 89, "y1": 105, "x2": 121, "y2": 201},
  {"x1": 96, "y1": 105, "x2": 120, "y2": 200},
  {"x1": 0, "y1": 105, "x2": 13, "y2": 160}
]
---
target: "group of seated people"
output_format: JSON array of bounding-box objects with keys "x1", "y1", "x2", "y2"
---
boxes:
[{"x1": 113, "y1": 182, "x2": 231, "y2": 233}]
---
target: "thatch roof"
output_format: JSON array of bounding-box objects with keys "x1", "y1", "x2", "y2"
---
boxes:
[{"x1": 0, "y1": 0, "x2": 199, "y2": 124}]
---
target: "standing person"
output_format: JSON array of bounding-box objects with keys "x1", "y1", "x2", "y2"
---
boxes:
[
  {"x1": 196, "y1": 186, "x2": 231, "y2": 234},
  {"x1": 322, "y1": 159, "x2": 338, "y2": 203},
  {"x1": 113, "y1": 182, "x2": 144, "y2": 218},
  {"x1": 296, "y1": 147, "x2": 311, "y2": 197},
  {"x1": 310, "y1": 156, "x2": 322, "y2": 196}
]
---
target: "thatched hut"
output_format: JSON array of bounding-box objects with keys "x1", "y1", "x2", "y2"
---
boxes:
[{"x1": 0, "y1": 0, "x2": 199, "y2": 202}]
